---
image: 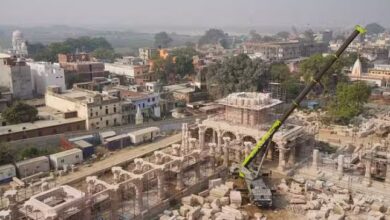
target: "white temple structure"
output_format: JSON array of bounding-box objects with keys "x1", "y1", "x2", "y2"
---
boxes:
[{"x1": 11, "y1": 30, "x2": 28, "y2": 57}]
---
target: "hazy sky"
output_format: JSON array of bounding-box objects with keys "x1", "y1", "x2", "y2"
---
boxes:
[{"x1": 1, "y1": 0, "x2": 389, "y2": 28}]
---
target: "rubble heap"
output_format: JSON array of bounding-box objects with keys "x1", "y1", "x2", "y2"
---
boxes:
[
  {"x1": 278, "y1": 176, "x2": 390, "y2": 220},
  {"x1": 159, "y1": 178, "x2": 267, "y2": 220}
]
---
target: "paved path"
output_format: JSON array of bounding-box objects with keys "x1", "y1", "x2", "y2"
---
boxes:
[{"x1": 56, "y1": 133, "x2": 182, "y2": 185}]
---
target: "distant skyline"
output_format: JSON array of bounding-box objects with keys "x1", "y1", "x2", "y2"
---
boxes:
[{"x1": 0, "y1": 0, "x2": 389, "y2": 30}]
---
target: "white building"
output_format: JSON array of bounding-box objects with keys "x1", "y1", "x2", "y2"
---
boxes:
[
  {"x1": 104, "y1": 63, "x2": 152, "y2": 84},
  {"x1": 49, "y1": 148, "x2": 83, "y2": 170},
  {"x1": 45, "y1": 87, "x2": 122, "y2": 130},
  {"x1": 11, "y1": 30, "x2": 28, "y2": 57},
  {"x1": 27, "y1": 62, "x2": 66, "y2": 96},
  {"x1": 0, "y1": 57, "x2": 33, "y2": 99}
]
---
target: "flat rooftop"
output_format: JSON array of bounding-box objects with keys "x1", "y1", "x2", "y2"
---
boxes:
[
  {"x1": 0, "y1": 117, "x2": 85, "y2": 136},
  {"x1": 217, "y1": 92, "x2": 282, "y2": 111}
]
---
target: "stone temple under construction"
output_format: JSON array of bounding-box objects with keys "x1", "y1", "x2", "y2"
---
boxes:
[{"x1": 0, "y1": 92, "x2": 318, "y2": 220}]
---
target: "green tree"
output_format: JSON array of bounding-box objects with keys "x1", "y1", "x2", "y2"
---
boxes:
[
  {"x1": 300, "y1": 54, "x2": 351, "y2": 93},
  {"x1": 0, "y1": 143, "x2": 16, "y2": 165},
  {"x1": 198, "y1": 29, "x2": 228, "y2": 48},
  {"x1": 276, "y1": 31, "x2": 290, "y2": 40},
  {"x1": 206, "y1": 54, "x2": 268, "y2": 99},
  {"x1": 365, "y1": 23, "x2": 385, "y2": 34},
  {"x1": 20, "y1": 147, "x2": 50, "y2": 160},
  {"x1": 327, "y1": 82, "x2": 371, "y2": 124},
  {"x1": 154, "y1": 32, "x2": 173, "y2": 48},
  {"x1": 91, "y1": 48, "x2": 117, "y2": 62},
  {"x1": 270, "y1": 63, "x2": 301, "y2": 99},
  {"x1": 249, "y1": 30, "x2": 262, "y2": 42},
  {"x1": 2, "y1": 101, "x2": 38, "y2": 124},
  {"x1": 270, "y1": 63, "x2": 290, "y2": 82},
  {"x1": 302, "y1": 30, "x2": 315, "y2": 42}
]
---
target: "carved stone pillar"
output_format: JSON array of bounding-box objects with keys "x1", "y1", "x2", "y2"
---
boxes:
[
  {"x1": 217, "y1": 130, "x2": 223, "y2": 154},
  {"x1": 176, "y1": 170, "x2": 185, "y2": 190},
  {"x1": 157, "y1": 169, "x2": 165, "y2": 200},
  {"x1": 288, "y1": 146, "x2": 296, "y2": 166},
  {"x1": 244, "y1": 142, "x2": 252, "y2": 158},
  {"x1": 135, "y1": 181, "x2": 144, "y2": 212},
  {"x1": 172, "y1": 144, "x2": 181, "y2": 156},
  {"x1": 312, "y1": 149, "x2": 320, "y2": 170},
  {"x1": 209, "y1": 143, "x2": 217, "y2": 172},
  {"x1": 364, "y1": 159, "x2": 372, "y2": 187},
  {"x1": 4, "y1": 190, "x2": 18, "y2": 220},
  {"x1": 110, "y1": 188, "x2": 120, "y2": 220},
  {"x1": 198, "y1": 125, "x2": 206, "y2": 150},
  {"x1": 337, "y1": 155, "x2": 344, "y2": 180},
  {"x1": 223, "y1": 137, "x2": 231, "y2": 166},
  {"x1": 189, "y1": 138, "x2": 197, "y2": 151},
  {"x1": 278, "y1": 142, "x2": 287, "y2": 171}
]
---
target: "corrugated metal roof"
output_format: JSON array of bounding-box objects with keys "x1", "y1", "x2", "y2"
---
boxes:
[{"x1": 128, "y1": 127, "x2": 160, "y2": 136}]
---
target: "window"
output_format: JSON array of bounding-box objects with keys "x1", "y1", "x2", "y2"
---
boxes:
[
  {"x1": 100, "y1": 117, "x2": 103, "y2": 121},
  {"x1": 90, "y1": 113, "x2": 93, "y2": 117},
  {"x1": 100, "y1": 106, "x2": 102, "y2": 110},
  {"x1": 114, "y1": 118, "x2": 117, "y2": 124},
  {"x1": 106, "y1": 120, "x2": 109, "y2": 126},
  {"x1": 148, "y1": 98, "x2": 150, "y2": 102},
  {"x1": 143, "y1": 103, "x2": 145, "y2": 108},
  {"x1": 106, "y1": 109, "x2": 108, "y2": 114},
  {"x1": 152, "y1": 97, "x2": 155, "y2": 102},
  {"x1": 95, "y1": 112, "x2": 98, "y2": 116},
  {"x1": 114, "y1": 107, "x2": 116, "y2": 113}
]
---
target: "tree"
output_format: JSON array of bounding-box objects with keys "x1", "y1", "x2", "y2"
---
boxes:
[
  {"x1": 20, "y1": 147, "x2": 50, "y2": 160},
  {"x1": 0, "y1": 143, "x2": 16, "y2": 165},
  {"x1": 91, "y1": 48, "x2": 117, "y2": 62},
  {"x1": 365, "y1": 23, "x2": 385, "y2": 34},
  {"x1": 270, "y1": 63, "x2": 290, "y2": 82},
  {"x1": 206, "y1": 54, "x2": 268, "y2": 99},
  {"x1": 2, "y1": 101, "x2": 38, "y2": 124},
  {"x1": 270, "y1": 63, "x2": 301, "y2": 99},
  {"x1": 300, "y1": 54, "x2": 350, "y2": 93},
  {"x1": 302, "y1": 30, "x2": 315, "y2": 42},
  {"x1": 276, "y1": 31, "x2": 290, "y2": 40},
  {"x1": 249, "y1": 30, "x2": 262, "y2": 42},
  {"x1": 154, "y1": 32, "x2": 173, "y2": 48},
  {"x1": 327, "y1": 82, "x2": 371, "y2": 124},
  {"x1": 198, "y1": 29, "x2": 228, "y2": 48}
]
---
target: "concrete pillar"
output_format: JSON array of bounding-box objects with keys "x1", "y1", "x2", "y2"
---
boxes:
[
  {"x1": 244, "y1": 142, "x2": 252, "y2": 158},
  {"x1": 364, "y1": 160, "x2": 372, "y2": 187},
  {"x1": 235, "y1": 149, "x2": 241, "y2": 162},
  {"x1": 278, "y1": 146, "x2": 286, "y2": 171},
  {"x1": 157, "y1": 170, "x2": 165, "y2": 200},
  {"x1": 198, "y1": 125, "x2": 206, "y2": 150},
  {"x1": 337, "y1": 155, "x2": 344, "y2": 179},
  {"x1": 236, "y1": 133, "x2": 243, "y2": 145},
  {"x1": 223, "y1": 137, "x2": 231, "y2": 166},
  {"x1": 312, "y1": 149, "x2": 320, "y2": 170}
]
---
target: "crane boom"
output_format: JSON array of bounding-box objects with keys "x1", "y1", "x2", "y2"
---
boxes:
[{"x1": 239, "y1": 25, "x2": 366, "y2": 178}]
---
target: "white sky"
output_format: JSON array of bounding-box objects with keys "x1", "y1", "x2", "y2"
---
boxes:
[{"x1": 0, "y1": 0, "x2": 389, "y2": 28}]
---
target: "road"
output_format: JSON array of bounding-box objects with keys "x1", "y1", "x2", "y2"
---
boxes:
[{"x1": 56, "y1": 133, "x2": 182, "y2": 185}]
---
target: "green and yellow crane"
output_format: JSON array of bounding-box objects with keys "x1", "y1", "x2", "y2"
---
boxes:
[{"x1": 238, "y1": 25, "x2": 367, "y2": 207}]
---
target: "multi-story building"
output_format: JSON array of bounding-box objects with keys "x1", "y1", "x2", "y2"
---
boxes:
[
  {"x1": 104, "y1": 63, "x2": 154, "y2": 85},
  {"x1": 139, "y1": 48, "x2": 157, "y2": 60},
  {"x1": 0, "y1": 57, "x2": 33, "y2": 99},
  {"x1": 349, "y1": 58, "x2": 390, "y2": 87},
  {"x1": 27, "y1": 62, "x2": 66, "y2": 96},
  {"x1": 244, "y1": 41, "x2": 328, "y2": 61},
  {"x1": 58, "y1": 53, "x2": 108, "y2": 89},
  {"x1": 45, "y1": 86, "x2": 122, "y2": 130}
]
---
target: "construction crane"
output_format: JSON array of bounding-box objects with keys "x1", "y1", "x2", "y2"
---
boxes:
[{"x1": 238, "y1": 25, "x2": 367, "y2": 207}]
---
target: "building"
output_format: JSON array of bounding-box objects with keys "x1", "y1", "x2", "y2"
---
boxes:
[
  {"x1": 0, "y1": 57, "x2": 33, "y2": 99},
  {"x1": 139, "y1": 48, "x2": 157, "y2": 60},
  {"x1": 49, "y1": 148, "x2": 83, "y2": 170},
  {"x1": 45, "y1": 86, "x2": 122, "y2": 130},
  {"x1": 58, "y1": 53, "x2": 108, "y2": 89},
  {"x1": 27, "y1": 62, "x2": 66, "y2": 96},
  {"x1": 15, "y1": 156, "x2": 50, "y2": 178},
  {"x1": 10, "y1": 30, "x2": 28, "y2": 57},
  {"x1": 104, "y1": 63, "x2": 154, "y2": 85},
  {"x1": 73, "y1": 77, "x2": 120, "y2": 92},
  {"x1": 244, "y1": 41, "x2": 327, "y2": 61},
  {"x1": 0, "y1": 116, "x2": 85, "y2": 142},
  {"x1": 200, "y1": 92, "x2": 305, "y2": 171},
  {"x1": 348, "y1": 58, "x2": 390, "y2": 87}
]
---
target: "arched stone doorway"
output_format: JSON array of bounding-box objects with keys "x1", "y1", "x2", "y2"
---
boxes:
[
  {"x1": 243, "y1": 136, "x2": 257, "y2": 144},
  {"x1": 204, "y1": 128, "x2": 216, "y2": 143},
  {"x1": 222, "y1": 131, "x2": 236, "y2": 143}
]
